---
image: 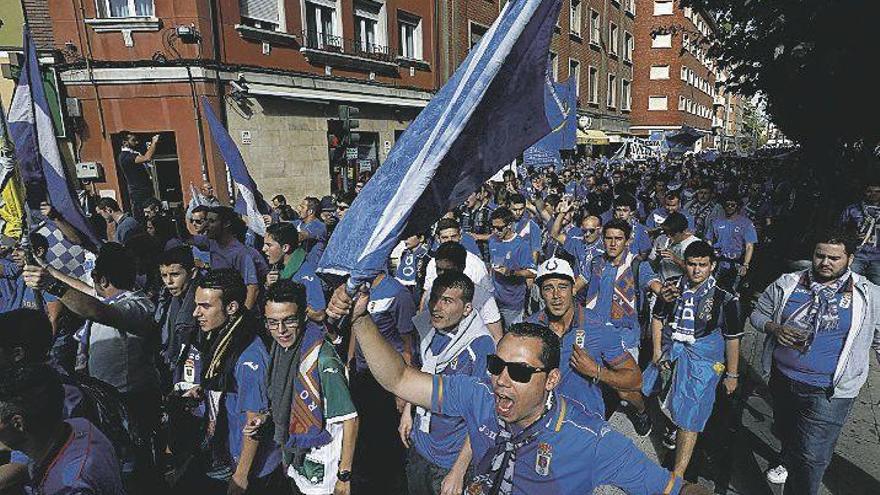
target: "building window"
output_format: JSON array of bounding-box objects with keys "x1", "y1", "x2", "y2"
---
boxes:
[
  {"x1": 653, "y1": 0, "x2": 673, "y2": 16},
  {"x1": 549, "y1": 52, "x2": 559, "y2": 81},
  {"x1": 624, "y1": 31, "x2": 633, "y2": 61},
  {"x1": 305, "y1": 1, "x2": 340, "y2": 48},
  {"x1": 607, "y1": 73, "x2": 617, "y2": 108},
  {"x1": 469, "y1": 22, "x2": 488, "y2": 51},
  {"x1": 100, "y1": 0, "x2": 154, "y2": 17},
  {"x1": 398, "y1": 11, "x2": 422, "y2": 59},
  {"x1": 648, "y1": 95, "x2": 668, "y2": 111},
  {"x1": 652, "y1": 33, "x2": 672, "y2": 48},
  {"x1": 570, "y1": 0, "x2": 582, "y2": 36},
  {"x1": 650, "y1": 65, "x2": 670, "y2": 79},
  {"x1": 588, "y1": 66, "x2": 598, "y2": 104},
  {"x1": 590, "y1": 10, "x2": 601, "y2": 45},
  {"x1": 569, "y1": 59, "x2": 581, "y2": 96},
  {"x1": 621, "y1": 79, "x2": 631, "y2": 111},
  {"x1": 608, "y1": 22, "x2": 619, "y2": 55},
  {"x1": 624, "y1": 0, "x2": 635, "y2": 15},
  {"x1": 679, "y1": 96, "x2": 686, "y2": 110}
]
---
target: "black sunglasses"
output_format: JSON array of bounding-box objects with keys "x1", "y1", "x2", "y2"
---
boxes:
[
  {"x1": 487, "y1": 354, "x2": 548, "y2": 383},
  {"x1": 492, "y1": 224, "x2": 508, "y2": 232}
]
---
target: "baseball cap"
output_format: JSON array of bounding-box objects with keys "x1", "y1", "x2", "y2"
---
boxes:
[
  {"x1": 535, "y1": 258, "x2": 575, "y2": 285},
  {"x1": 319, "y1": 195, "x2": 337, "y2": 212}
]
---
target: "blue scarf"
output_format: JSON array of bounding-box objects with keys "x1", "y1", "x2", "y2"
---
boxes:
[
  {"x1": 800, "y1": 270, "x2": 852, "y2": 343},
  {"x1": 670, "y1": 276, "x2": 716, "y2": 343}
]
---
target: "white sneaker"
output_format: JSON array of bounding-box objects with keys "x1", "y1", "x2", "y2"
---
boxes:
[{"x1": 766, "y1": 465, "x2": 788, "y2": 484}]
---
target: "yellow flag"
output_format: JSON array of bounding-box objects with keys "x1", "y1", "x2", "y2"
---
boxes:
[{"x1": 0, "y1": 172, "x2": 24, "y2": 238}]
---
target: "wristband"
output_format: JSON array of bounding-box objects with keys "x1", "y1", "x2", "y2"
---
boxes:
[
  {"x1": 725, "y1": 372, "x2": 739, "y2": 379},
  {"x1": 46, "y1": 280, "x2": 69, "y2": 298}
]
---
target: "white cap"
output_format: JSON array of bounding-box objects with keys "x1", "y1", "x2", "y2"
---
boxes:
[{"x1": 536, "y1": 258, "x2": 575, "y2": 285}]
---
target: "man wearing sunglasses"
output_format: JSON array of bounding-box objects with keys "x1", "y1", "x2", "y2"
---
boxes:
[
  {"x1": 550, "y1": 200, "x2": 604, "y2": 279},
  {"x1": 488, "y1": 207, "x2": 537, "y2": 329},
  {"x1": 705, "y1": 194, "x2": 757, "y2": 292},
  {"x1": 328, "y1": 287, "x2": 707, "y2": 494},
  {"x1": 527, "y1": 259, "x2": 645, "y2": 425}
]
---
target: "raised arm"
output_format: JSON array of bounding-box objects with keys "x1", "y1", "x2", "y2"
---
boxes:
[{"x1": 328, "y1": 285, "x2": 433, "y2": 409}]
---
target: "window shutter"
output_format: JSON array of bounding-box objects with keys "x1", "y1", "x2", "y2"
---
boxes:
[{"x1": 240, "y1": 0, "x2": 279, "y2": 24}]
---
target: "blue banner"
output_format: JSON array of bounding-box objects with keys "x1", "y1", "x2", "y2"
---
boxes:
[
  {"x1": 318, "y1": 0, "x2": 562, "y2": 285},
  {"x1": 523, "y1": 75, "x2": 577, "y2": 169}
]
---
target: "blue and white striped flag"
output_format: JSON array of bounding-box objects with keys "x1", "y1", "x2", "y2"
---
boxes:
[
  {"x1": 319, "y1": 0, "x2": 562, "y2": 285},
  {"x1": 201, "y1": 97, "x2": 269, "y2": 237},
  {"x1": 7, "y1": 26, "x2": 100, "y2": 247}
]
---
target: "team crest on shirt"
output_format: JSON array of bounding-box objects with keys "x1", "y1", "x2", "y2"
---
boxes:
[
  {"x1": 535, "y1": 442, "x2": 552, "y2": 476},
  {"x1": 575, "y1": 329, "x2": 585, "y2": 348},
  {"x1": 713, "y1": 362, "x2": 726, "y2": 375},
  {"x1": 698, "y1": 297, "x2": 714, "y2": 321}
]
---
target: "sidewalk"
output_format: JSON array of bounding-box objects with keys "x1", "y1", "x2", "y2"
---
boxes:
[{"x1": 597, "y1": 323, "x2": 880, "y2": 494}]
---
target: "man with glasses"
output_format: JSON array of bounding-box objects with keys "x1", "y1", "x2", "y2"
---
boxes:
[
  {"x1": 188, "y1": 205, "x2": 212, "y2": 268},
  {"x1": 527, "y1": 258, "x2": 644, "y2": 426},
  {"x1": 259, "y1": 280, "x2": 358, "y2": 495},
  {"x1": 401, "y1": 271, "x2": 494, "y2": 495},
  {"x1": 488, "y1": 207, "x2": 537, "y2": 329},
  {"x1": 706, "y1": 194, "x2": 757, "y2": 292},
  {"x1": 326, "y1": 289, "x2": 709, "y2": 494},
  {"x1": 550, "y1": 199, "x2": 604, "y2": 279}
]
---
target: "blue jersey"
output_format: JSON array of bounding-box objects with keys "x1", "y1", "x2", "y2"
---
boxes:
[
  {"x1": 773, "y1": 282, "x2": 852, "y2": 388},
  {"x1": 26, "y1": 418, "x2": 125, "y2": 495},
  {"x1": 396, "y1": 243, "x2": 430, "y2": 287},
  {"x1": 288, "y1": 260, "x2": 327, "y2": 312},
  {"x1": 0, "y1": 259, "x2": 57, "y2": 313},
  {"x1": 706, "y1": 214, "x2": 757, "y2": 261},
  {"x1": 488, "y1": 235, "x2": 536, "y2": 310},
  {"x1": 357, "y1": 276, "x2": 416, "y2": 371},
  {"x1": 514, "y1": 215, "x2": 543, "y2": 256},
  {"x1": 528, "y1": 308, "x2": 629, "y2": 417},
  {"x1": 411, "y1": 332, "x2": 495, "y2": 469},
  {"x1": 561, "y1": 236, "x2": 604, "y2": 279},
  {"x1": 432, "y1": 375, "x2": 682, "y2": 495},
  {"x1": 300, "y1": 219, "x2": 328, "y2": 265},
  {"x1": 582, "y1": 256, "x2": 658, "y2": 349}
]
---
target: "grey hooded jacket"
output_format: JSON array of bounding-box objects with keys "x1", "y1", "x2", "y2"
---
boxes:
[{"x1": 750, "y1": 270, "x2": 880, "y2": 399}]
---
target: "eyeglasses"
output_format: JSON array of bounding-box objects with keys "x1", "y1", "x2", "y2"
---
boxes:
[
  {"x1": 191, "y1": 218, "x2": 206, "y2": 225},
  {"x1": 582, "y1": 228, "x2": 598, "y2": 234},
  {"x1": 486, "y1": 354, "x2": 548, "y2": 383},
  {"x1": 265, "y1": 317, "x2": 303, "y2": 332},
  {"x1": 492, "y1": 224, "x2": 508, "y2": 232}
]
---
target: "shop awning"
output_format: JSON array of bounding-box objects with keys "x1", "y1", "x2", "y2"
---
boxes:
[{"x1": 577, "y1": 129, "x2": 610, "y2": 145}]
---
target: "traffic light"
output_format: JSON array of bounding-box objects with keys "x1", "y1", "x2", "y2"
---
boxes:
[{"x1": 338, "y1": 104, "x2": 360, "y2": 145}]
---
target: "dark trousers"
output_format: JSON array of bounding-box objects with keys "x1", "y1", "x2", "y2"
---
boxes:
[
  {"x1": 406, "y1": 448, "x2": 473, "y2": 495},
  {"x1": 350, "y1": 368, "x2": 407, "y2": 495},
  {"x1": 770, "y1": 369, "x2": 855, "y2": 495}
]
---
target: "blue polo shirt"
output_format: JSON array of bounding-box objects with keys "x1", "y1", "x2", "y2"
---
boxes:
[
  {"x1": 840, "y1": 203, "x2": 880, "y2": 261},
  {"x1": 561, "y1": 236, "x2": 604, "y2": 279},
  {"x1": 0, "y1": 259, "x2": 57, "y2": 313},
  {"x1": 528, "y1": 308, "x2": 630, "y2": 417},
  {"x1": 431, "y1": 375, "x2": 682, "y2": 494},
  {"x1": 287, "y1": 260, "x2": 326, "y2": 313},
  {"x1": 773, "y1": 283, "x2": 853, "y2": 388},
  {"x1": 488, "y1": 235, "x2": 536, "y2": 311},
  {"x1": 706, "y1": 214, "x2": 758, "y2": 261},
  {"x1": 411, "y1": 332, "x2": 495, "y2": 469},
  {"x1": 25, "y1": 418, "x2": 125, "y2": 495},
  {"x1": 514, "y1": 215, "x2": 543, "y2": 256},
  {"x1": 356, "y1": 276, "x2": 416, "y2": 371},
  {"x1": 300, "y1": 219, "x2": 328, "y2": 265}
]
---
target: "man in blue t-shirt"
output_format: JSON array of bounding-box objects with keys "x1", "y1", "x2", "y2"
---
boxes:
[
  {"x1": 0, "y1": 364, "x2": 125, "y2": 495},
  {"x1": 647, "y1": 190, "x2": 695, "y2": 233},
  {"x1": 549, "y1": 200, "x2": 604, "y2": 278},
  {"x1": 263, "y1": 222, "x2": 326, "y2": 322},
  {"x1": 0, "y1": 233, "x2": 59, "y2": 319},
  {"x1": 326, "y1": 289, "x2": 710, "y2": 495},
  {"x1": 706, "y1": 194, "x2": 757, "y2": 292},
  {"x1": 750, "y1": 231, "x2": 880, "y2": 494},
  {"x1": 403, "y1": 271, "x2": 495, "y2": 495},
  {"x1": 508, "y1": 193, "x2": 543, "y2": 263},
  {"x1": 838, "y1": 181, "x2": 880, "y2": 284},
  {"x1": 613, "y1": 194, "x2": 653, "y2": 260},
  {"x1": 488, "y1": 207, "x2": 537, "y2": 329},
  {"x1": 187, "y1": 269, "x2": 281, "y2": 493},
  {"x1": 296, "y1": 196, "x2": 328, "y2": 266},
  {"x1": 527, "y1": 258, "x2": 647, "y2": 431}
]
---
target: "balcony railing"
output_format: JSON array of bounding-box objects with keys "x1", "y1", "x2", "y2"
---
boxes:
[{"x1": 302, "y1": 30, "x2": 397, "y2": 64}]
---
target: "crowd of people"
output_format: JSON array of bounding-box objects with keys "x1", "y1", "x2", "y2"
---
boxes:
[{"x1": 1, "y1": 151, "x2": 879, "y2": 495}]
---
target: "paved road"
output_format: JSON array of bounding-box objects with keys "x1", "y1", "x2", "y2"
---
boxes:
[{"x1": 597, "y1": 324, "x2": 880, "y2": 494}]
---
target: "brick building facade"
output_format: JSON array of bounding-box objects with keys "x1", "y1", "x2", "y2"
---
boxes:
[
  {"x1": 630, "y1": 0, "x2": 721, "y2": 149},
  {"x1": 12, "y1": 0, "x2": 437, "y2": 210},
  {"x1": 437, "y1": 0, "x2": 638, "y2": 142}
]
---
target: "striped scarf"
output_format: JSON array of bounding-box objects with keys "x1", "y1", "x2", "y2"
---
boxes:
[
  {"x1": 584, "y1": 253, "x2": 637, "y2": 321},
  {"x1": 287, "y1": 323, "x2": 331, "y2": 450},
  {"x1": 670, "y1": 276, "x2": 716, "y2": 343}
]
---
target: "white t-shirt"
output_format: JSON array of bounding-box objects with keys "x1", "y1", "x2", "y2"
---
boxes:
[
  {"x1": 650, "y1": 234, "x2": 701, "y2": 282},
  {"x1": 423, "y1": 250, "x2": 493, "y2": 295}
]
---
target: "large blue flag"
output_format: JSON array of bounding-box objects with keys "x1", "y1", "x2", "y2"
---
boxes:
[
  {"x1": 319, "y1": 0, "x2": 562, "y2": 285},
  {"x1": 7, "y1": 26, "x2": 100, "y2": 247},
  {"x1": 523, "y1": 76, "x2": 577, "y2": 169},
  {"x1": 200, "y1": 96, "x2": 269, "y2": 237}
]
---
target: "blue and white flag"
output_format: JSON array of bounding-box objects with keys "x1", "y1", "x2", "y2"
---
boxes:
[
  {"x1": 523, "y1": 76, "x2": 577, "y2": 169},
  {"x1": 200, "y1": 96, "x2": 269, "y2": 237},
  {"x1": 319, "y1": 0, "x2": 562, "y2": 285},
  {"x1": 7, "y1": 26, "x2": 100, "y2": 247}
]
